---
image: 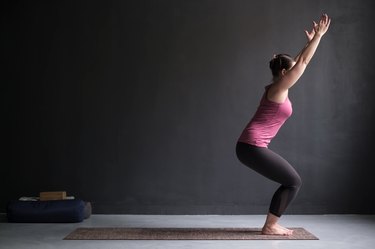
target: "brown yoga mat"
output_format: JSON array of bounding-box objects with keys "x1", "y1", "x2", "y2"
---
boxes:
[{"x1": 64, "y1": 227, "x2": 318, "y2": 240}]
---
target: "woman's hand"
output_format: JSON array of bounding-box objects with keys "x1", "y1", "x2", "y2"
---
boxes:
[
  {"x1": 305, "y1": 14, "x2": 331, "y2": 41},
  {"x1": 304, "y1": 21, "x2": 317, "y2": 42},
  {"x1": 314, "y1": 13, "x2": 331, "y2": 37}
]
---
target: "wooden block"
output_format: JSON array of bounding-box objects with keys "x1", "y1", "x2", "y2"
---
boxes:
[{"x1": 39, "y1": 191, "x2": 67, "y2": 201}]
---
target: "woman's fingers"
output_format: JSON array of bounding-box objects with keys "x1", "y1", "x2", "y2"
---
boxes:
[
  {"x1": 319, "y1": 18, "x2": 324, "y2": 26},
  {"x1": 319, "y1": 13, "x2": 328, "y2": 25},
  {"x1": 312, "y1": 21, "x2": 318, "y2": 32},
  {"x1": 322, "y1": 14, "x2": 330, "y2": 28},
  {"x1": 304, "y1": 30, "x2": 310, "y2": 40},
  {"x1": 313, "y1": 21, "x2": 318, "y2": 31},
  {"x1": 309, "y1": 14, "x2": 331, "y2": 37},
  {"x1": 326, "y1": 17, "x2": 331, "y2": 29}
]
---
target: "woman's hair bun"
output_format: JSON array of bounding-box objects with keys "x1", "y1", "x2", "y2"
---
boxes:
[{"x1": 269, "y1": 54, "x2": 294, "y2": 77}]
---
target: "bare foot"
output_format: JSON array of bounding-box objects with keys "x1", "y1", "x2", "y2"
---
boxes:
[
  {"x1": 275, "y1": 224, "x2": 293, "y2": 235},
  {"x1": 262, "y1": 224, "x2": 293, "y2": 236}
]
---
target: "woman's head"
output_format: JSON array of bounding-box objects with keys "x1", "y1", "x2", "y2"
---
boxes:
[{"x1": 269, "y1": 54, "x2": 295, "y2": 78}]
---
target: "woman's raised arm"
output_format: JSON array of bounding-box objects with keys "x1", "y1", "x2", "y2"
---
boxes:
[{"x1": 274, "y1": 14, "x2": 331, "y2": 91}]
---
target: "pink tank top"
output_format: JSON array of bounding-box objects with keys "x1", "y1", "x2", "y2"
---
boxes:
[{"x1": 238, "y1": 86, "x2": 293, "y2": 147}]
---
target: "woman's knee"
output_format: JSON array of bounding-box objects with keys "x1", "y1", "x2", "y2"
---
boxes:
[
  {"x1": 292, "y1": 174, "x2": 302, "y2": 189},
  {"x1": 284, "y1": 173, "x2": 302, "y2": 189}
]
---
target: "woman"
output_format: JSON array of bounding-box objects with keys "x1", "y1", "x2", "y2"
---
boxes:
[{"x1": 236, "y1": 14, "x2": 331, "y2": 235}]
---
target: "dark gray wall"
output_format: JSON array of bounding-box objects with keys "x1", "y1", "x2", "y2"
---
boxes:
[{"x1": 2, "y1": 0, "x2": 375, "y2": 214}]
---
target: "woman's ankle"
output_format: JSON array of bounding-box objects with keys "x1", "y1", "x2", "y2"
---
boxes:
[{"x1": 264, "y1": 212, "x2": 280, "y2": 227}]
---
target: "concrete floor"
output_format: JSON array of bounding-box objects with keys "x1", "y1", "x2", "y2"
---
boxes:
[{"x1": 0, "y1": 214, "x2": 374, "y2": 249}]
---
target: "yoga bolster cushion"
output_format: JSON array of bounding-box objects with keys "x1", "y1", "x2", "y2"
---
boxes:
[{"x1": 7, "y1": 199, "x2": 86, "y2": 223}]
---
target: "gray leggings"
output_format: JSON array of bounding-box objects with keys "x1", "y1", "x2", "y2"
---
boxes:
[{"x1": 236, "y1": 142, "x2": 302, "y2": 217}]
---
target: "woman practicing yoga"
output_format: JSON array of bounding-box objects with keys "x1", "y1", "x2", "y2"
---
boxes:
[{"x1": 236, "y1": 14, "x2": 331, "y2": 235}]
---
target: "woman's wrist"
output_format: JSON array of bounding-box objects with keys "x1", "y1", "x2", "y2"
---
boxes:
[{"x1": 314, "y1": 33, "x2": 323, "y2": 39}]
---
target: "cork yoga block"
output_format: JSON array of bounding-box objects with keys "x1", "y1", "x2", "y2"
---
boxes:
[{"x1": 39, "y1": 191, "x2": 67, "y2": 201}]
